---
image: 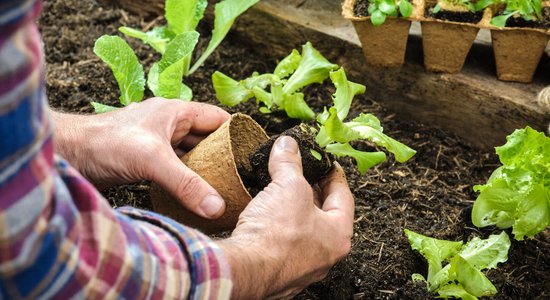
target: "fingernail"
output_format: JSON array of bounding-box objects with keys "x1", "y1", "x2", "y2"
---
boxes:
[
  {"x1": 200, "y1": 194, "x2": 224, "y2": 218},
  {"x1": 275, "y1": 136, "x2": 298, "y2": 153}
]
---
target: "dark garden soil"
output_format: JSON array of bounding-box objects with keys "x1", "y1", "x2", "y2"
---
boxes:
[
  {"x1": 425, "y1": 8, "x2": 484, "y2": 23},
  {"x1": 40, "y1": 0, "x2": 549, "y2": 299},
  {"x1": 503, "y1": 6, "x2": 550, "y2": 29}
]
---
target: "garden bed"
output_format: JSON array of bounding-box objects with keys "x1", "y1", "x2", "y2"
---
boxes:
[{"x1": 40, "y1": 0, "x2": 549, "y2": 299}]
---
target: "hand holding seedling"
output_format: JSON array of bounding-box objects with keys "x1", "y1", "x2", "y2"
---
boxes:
[
  {"x1": 219, "y1": 136, "x2": 354, "y2": 299},
  {"x1": 52, "y1": 98, "x2": 230, "y2": 219}
]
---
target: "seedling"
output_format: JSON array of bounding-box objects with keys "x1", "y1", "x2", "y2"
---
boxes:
[
  {"x1": 432, "y1": 0, "x2": 477, "y2": 13},
  {"x1": 92, "y1": 0, "x2": 259, "y2": 113},
  {"x1": 472, "y1": 126, "x2": 550, "y2": 240},
  {"x1": 239, "y1": 45, "x2": 416, "y2": 191},
  {"x1": 213, "y1": 42, "x2": 337, "y2": 121},
  {"x1": 405, "y1": 229, "x2": 511, "y2": 299},
  {"x1": 367, "y1": 0, "x2": 414, "y2": 26},
  {"x1": 475, "y1": 0, "x2": 543, "y2": 26}
]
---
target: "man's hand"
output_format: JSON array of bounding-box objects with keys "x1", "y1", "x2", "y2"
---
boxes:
[
  {"x1": 218, "y1": 136, "x2": 355, "y2": 299},
  {"x1": 51, "y1": 98, "x2": 230, "y2": 219}
]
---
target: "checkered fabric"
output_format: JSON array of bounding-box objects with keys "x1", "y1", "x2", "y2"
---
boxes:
[{"x1": 0, "y1": 1, "x2": 232, "y2": 298}]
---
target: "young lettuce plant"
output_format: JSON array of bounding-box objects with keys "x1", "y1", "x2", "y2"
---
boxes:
[
  {"x1": 212, "y1": 42, "x2": 338, "y2": 121},
  {"x1": 367, "y1": 0, "x2": 414, "y2": 26},
  {"x1": 432, "y1": 0, "x2": 477, "y2": 14},
  {"x1": 471, "y1": 126, "x2": 550, "y2": 240},
  {"x1": 91, "y1": 0, "x2": 259, "y2": 113},
  {"x1": 405, "y1": 230, "x2": 511, "y2": 300},
  {"x1": 475, "y1": 0, "x2": 543, "y2": 26},
  {"x1": 245, "y1": 64, "x2": 416, "y2": 191},
  {"x1": 313, "y1": 68, "x2": 417, "y2": 175}
]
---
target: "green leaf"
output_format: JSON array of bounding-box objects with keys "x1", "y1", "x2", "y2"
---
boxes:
[
  {"x1": 329, "y1": 68, "x2": 366, "y2": 121},
  {"x1": 157, "y1": 31, "x2": 199, "y2": 99},
  {"x1": 178, "y1": 83, "x2": 193, "y2": 101},
  {"x1": 371, "y1": 10, "x2": 387, "y2": 26},
  {"x1": 93, "y1": 35, "x2": 145, "y2": 105},
  {"x1": 472, "y1": 127, "x2": 550, "y2": 240},
  {"x1": 189, "y1": 0, "x2": 259, "y2": 74},
  {"x1": 310, "y1": 149, "x2": 322, "y2": 161},
  {"x1": 91, "y1": 102, "x2": 118, "y2": 114},
  {"x1": 280, "y1": 93, "x2": 315, "y2": 121},
  {"x1": 165, "y1": 0, "x2": 207, "y2": 35},
  {"x1": 252, "y1": 86, "x2": 273, "y2": 109},
  {"x1": 450, "y1": 256, "x2": 497, "y2": 297},
  {"x1": 432, "y1": 3, "x2": 441, "y2": 14},
  {"x1": 491, "y1": 13, "x2": 513, "y2": 27},
  {"x1": 399, "y1": 0, "x2": 414, "y2": 17},
  {"x1": 147, "y1": 63, "x2": 160, "y2": 97},
  {"x1": 326, "y1": 143, "x2": 386, "y2": 175},
  {"x1": 119, "y1": 26, "x2": 174, "y2": 54},
  {"x1": 212, "y1": 71, "x2": 254, "y2": 106},
  {"x1": 347, "y1": 113, "x2": 416, "y2": 162},
  {"x1": 379, "y1": 0, "x2": 397, "y2": 15},
  {"x1": 274, "y1": 49, "x2": 302, "y2": 79},
  {"x1": 436, "y1": 283, "x2": 478, "y2": 300},
  {"x1": 283, "y1": 42, "x2": 337, "y2": 94},
  {"x1": 404, "y1": 229, "x2": 463, "y2": 282},
  {"x1": 323, "y1": 107, "x2": 361, "y2": 144},
  {"x1": 458, "y1": 231, "x2": 511, "y2": 270},
  {"x1": 474, "y1": 0, "x2": 493, "y2": 11}
]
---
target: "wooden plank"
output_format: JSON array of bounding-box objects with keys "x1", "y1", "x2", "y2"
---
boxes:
[{"x1": 230, "y1": 0, "x2": 550, "y2": 150}]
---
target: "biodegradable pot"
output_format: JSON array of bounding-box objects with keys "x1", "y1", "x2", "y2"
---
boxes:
[
  {"x1": 150, "y1": 113, "x2": 268, "y2": 233},
  {"x1": 421, "y1": 21, "x2": 479, "y2": 73},
  {"x1": 490, "y1": 30, "x2": 549, "y2": 83},
  {"x1": 482, "y1": 4, "x2": 550, "y2": 83},
  {"x1": 414, "y1": 0, "x2": 488, "y2": 73},
  {"x1": 343, "y1": 0, "x2": 412, "y2": 67}
]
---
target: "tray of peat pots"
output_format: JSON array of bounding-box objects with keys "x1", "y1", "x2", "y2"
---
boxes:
[
  {"x1": 342, "y1": 0, "x2": 415, "y2": 67},
  {"x1": 479, "y1": 0, "x2": 550, "y2": 83},
  {"x1": 412, "y1": 0, "x2": 489, "y2": 73}
]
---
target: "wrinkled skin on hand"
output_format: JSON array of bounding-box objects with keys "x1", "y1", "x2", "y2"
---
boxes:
[
  {"x1": 52, "y1": 98, "x2": 230, "y2": 219},
  {"x1": 219, "y1": 136, "x2": 355, "y2": 299}
]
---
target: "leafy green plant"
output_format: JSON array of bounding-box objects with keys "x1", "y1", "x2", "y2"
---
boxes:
[
  {"x1": 475, "y1": 0, "x2": 543, "y2": 26},
  {"x1": 212, "y1": 42, "x2": 337, "y2": 121},
  {"x1": 432, "y1": 0, "x2": 477, "y2": 14},
  {"x1": 367, "y1": 0, "x2": 414, "y2": 26},
  {"x1": 472, "y1": 126, "x2": 550, "y2": 240},
  {"x1": 313, "y1": 68, "x2": 416, "y2": 174},
  {"x1": 405, "y1": 230, "x2": 511, "y2": 300},
  {"x1": 92, "y1": 0, "x2": 259, "y2": 113}
]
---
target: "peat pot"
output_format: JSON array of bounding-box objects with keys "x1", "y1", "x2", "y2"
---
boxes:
[
  {"x1": 415, "y1": 0, "x2": 486, "y2": 73},
  {"x1": 343, "y1": 0, "x2": 412, "y2": 67},
  {"x1": 486, "y1": 4, "x2": 550, "y2": 83},
  {"x1": 150, "y1": 113, "x2": 269, "y2": 233}
]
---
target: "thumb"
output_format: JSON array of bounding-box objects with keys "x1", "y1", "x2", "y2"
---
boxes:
[
  {"x1": 268, "y1": 136, "x2": 303, "y2": 181},
  {"x1": 153, "y1": 151, "x2": 225, "y2": 219}
]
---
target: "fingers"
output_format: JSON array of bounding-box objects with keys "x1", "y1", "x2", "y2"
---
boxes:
[
  {"x1": 153, "y1": 150, "x2": 226, "y2": 219},
  {"x1": 319, "y1": 162, "x2": 354, "y2": 223},
  {"x1": 174, "y1": 101, "x2": 230, "y2": 135},
  {"x1": 268, "y1": 136, "x2": 303, "y2": 181}
]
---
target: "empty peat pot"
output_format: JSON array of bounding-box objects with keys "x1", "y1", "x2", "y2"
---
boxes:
[{"x1": 150, "y1": 113, "x2": 268, "y2": 233}]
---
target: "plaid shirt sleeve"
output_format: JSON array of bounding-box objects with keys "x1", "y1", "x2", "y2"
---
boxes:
[{"x1": 0, "y1": 1, "x2": 233, "y2": 299}]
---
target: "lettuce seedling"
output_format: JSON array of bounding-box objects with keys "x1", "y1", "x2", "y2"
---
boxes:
[
  {"x1": 472, "y1": 126, "x2": 550, "y2": 240},
  {"x1": 432, "y1": 0, "x2": 477, "y2": 14},
  {"x1": 475, "y1": 0, "x2": 543, "y2": 26},
  {"x1": 367, "y1": 0, "x2": 413, "y2": 26},
  {"x1": 405, "y1": 230, "x2": 511, "y2": 300},
  {"x1": 245, "y1": 65, "x2": 416, "y2": 191},
  {"x1": 92, "y1": 0, "x2": 258, "y2": 112},
  {"x1": 314, "y1": 67, "x2": 416, "y2": 174},
  {"x1": 212, "y1": 42, "x2": 337, "y2": 121}
]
